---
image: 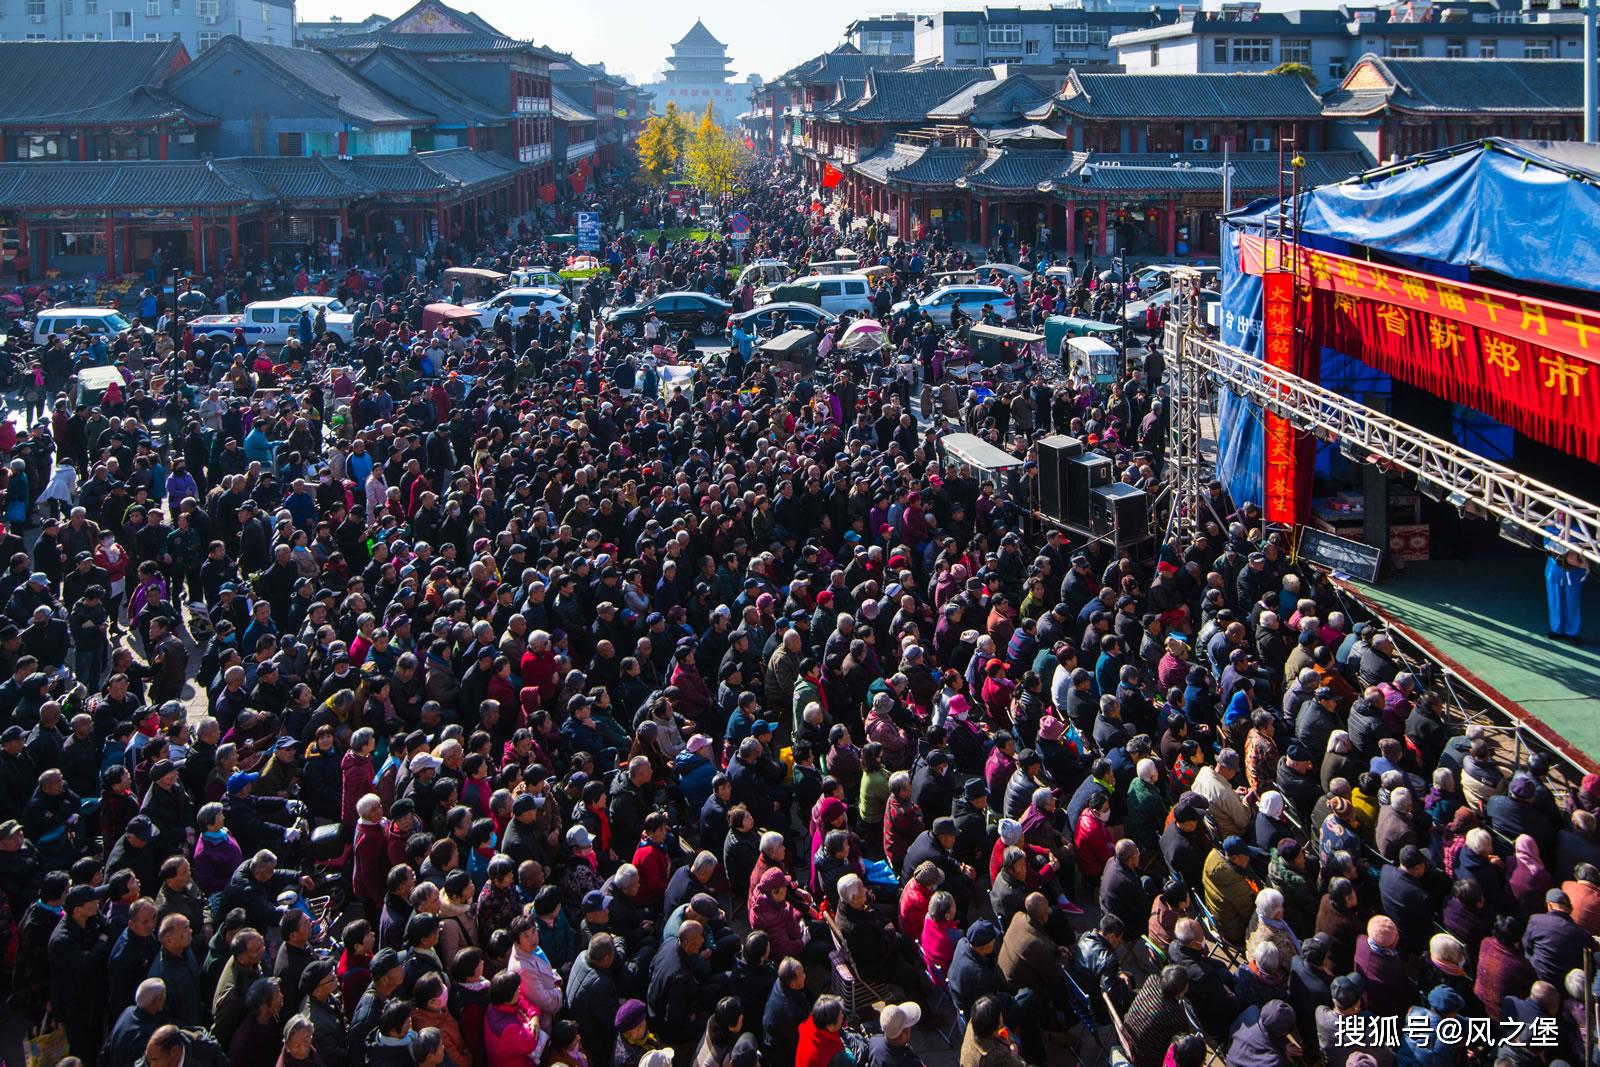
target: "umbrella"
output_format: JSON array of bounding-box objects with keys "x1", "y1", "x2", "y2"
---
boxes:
[{"x1": 839, "y1": 319, "x2": 886, "y2": 352}]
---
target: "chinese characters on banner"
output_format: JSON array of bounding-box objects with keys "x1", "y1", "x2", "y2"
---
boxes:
[
  {"x1": 1261, "y1": 271, "x2": 1315, "y2": 526},
  {"x1": 1236, "y1": 234, "x2": 1600, "y2": 462},
  {"x1": 1316, "y1": 290, "x2": 1600, "y2": 462}
]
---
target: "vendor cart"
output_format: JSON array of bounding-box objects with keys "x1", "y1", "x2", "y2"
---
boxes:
[
  {"x1": 759, "y1": 327, "x2": 818, "y2": 375},
  {"x1": 440, "y1": 267, "x2": 507, "y2": 301},
  {"x1": 967, "y1": 323, "x2": 1043, "y2": 378},
  {"x1": 1044, "y1": 315, "x2": 1120, "y2": 355},
  {"x1": 939, "y1": 431, "x2": 1025, "y2": 501},
  {"x1": 421, "y1": 302, "x2": 481, "y2": 333}
]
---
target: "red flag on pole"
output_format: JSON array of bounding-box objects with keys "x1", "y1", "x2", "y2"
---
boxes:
[
  {"x1": 821, "y1": 163, "x2": 842, "y2": 189},
  {"x1": 538, "y1": 183, "x2": 557, "y2": 204}
]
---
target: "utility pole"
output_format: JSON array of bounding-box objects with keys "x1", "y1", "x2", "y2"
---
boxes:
[{"x1": 1587, "y1": 0, "x2": 1598, "y2": 142}]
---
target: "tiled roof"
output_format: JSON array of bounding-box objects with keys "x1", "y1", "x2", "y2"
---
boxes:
[
  {"x1": 335, "y1": 155, "x2": 454, "y2": 194},
  {"x1": 1323, "y1": 55, "x2": 1582, "y2": 114},
  {"x1": 416, "y1": 148, "x2": 522, "y2": 188},
  {"x1": 552, "y1": 89, "x2": 597, "y2": 123},
  {"x1": 1076, "y1": 151, "x2": 1367, "y2": 192},
  {"x1": 171, "y1": 37, "x2": 433, "y2": 127},
  {"x1": 928, "y1": 74, "x2": 1055, "y2": 124},
  {"x1": 1034, "y1": 71, "x2": 1324, "y2": 121},
  {"x1": 675, "y1": 20, "x2": 726, "y2": 49},
  {"x1": 0, "y1": 150, "x2": 527, "y2": 211},
  {"x1": 851, "y1": 144, "x2": 984, "y2": 187},
  {"x1": 0, "y1": 159, "x2": 266, "y2": 208},
  {"x1": 847, "y1": 144, "x2": 1366, "y2": 197},
  {"x1": 0, "y1": 40, "x2": 212, "y2": 126},
  {"x1": 963, "y1": 148, "x2": 1085, "y2": 191},
  {"x1": 816, "y1": 78, "x2": 870, "y2": 118},
  {"x1": 325, "y1": 30, "x2": 545, "y2": 56},
  {"x1": 247, "y1": 41, "x2": 435, "y2": 125},
  {"x1": 324, "y1": 0, "x2": 559, "y2": 59},
  {"x1": 773, "y1": 46, "x2": 910, "y2": 89},
  {"x1": 351, "y1": 46, "x2": 509, "y2": 125},
  {"x1": 210, "y1": 156, "x2": 366, "y2": 202},
  {"x1": 846, "y1": 67, "x2": 995, "y2": 124}
]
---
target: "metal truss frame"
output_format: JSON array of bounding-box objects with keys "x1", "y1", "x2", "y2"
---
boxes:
[{"x1": 1164, "y1": 323, "x2": 1600, "y2": 567}]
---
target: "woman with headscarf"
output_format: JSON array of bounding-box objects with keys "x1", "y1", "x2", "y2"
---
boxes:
[
  {"x1": 1441, "y1": 806, "x2": 1478, "y2": 877},
  {"x1": 1317, "y1": 796, "x2": 1362, "y2": 867},
  {"x1": 1508, "y1": 832, "x2": 1553, "y2": 914},
  {"x1": 749, "y1": 866, "x2": 809, "y2": 961},
  {"x1": 1251, "y1": 791, "x2": 1296, "y2": 855}
]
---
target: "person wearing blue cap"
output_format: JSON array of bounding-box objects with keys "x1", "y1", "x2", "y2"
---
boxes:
[{"x1": 1202, "y1": 835, "x2": 1256, "y2": 945}]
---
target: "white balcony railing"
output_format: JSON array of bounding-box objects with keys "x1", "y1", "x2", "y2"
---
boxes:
[{"x1": 567, "y1": 139, "x2": 597, "y2": 160}]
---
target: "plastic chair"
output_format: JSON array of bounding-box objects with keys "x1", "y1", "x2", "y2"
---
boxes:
[
  {"x1": 924, "y1": 959, "x2": 964, "y2": 1048},
  {"x1": 1062, "y1": 967, "x2": 1104, "y2": 1052}
]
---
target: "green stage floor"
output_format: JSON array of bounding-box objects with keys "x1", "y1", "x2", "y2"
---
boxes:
[{"x1": 1348, "y1": 555, "x2": 1600, "y2": 766}]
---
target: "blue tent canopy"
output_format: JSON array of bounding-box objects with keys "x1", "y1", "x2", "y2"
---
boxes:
[{"x1": 1226, "y1": 138, "x2": 1600, "y2": 300}]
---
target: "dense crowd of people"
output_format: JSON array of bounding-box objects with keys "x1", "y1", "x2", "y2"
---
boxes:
[{"x1": 0, "y1": 160, "x2": 1589, "y2": 1067}]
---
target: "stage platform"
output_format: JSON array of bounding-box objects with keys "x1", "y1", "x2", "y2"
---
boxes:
[{"x1": 1338, "y1": 554, "x2": 1600, "y2": 770}]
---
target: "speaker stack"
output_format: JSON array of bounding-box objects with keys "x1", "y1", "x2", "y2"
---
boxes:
[
  {"x1": 1090, "y1": 482, "x2": 1151, "y2": 544},
  {"x1": 1064, "y1": 452, "x2": 1112, "y2": 529},
  {"x1": 1035, "y1": 435, "x2": 1083, "y2": 522}
]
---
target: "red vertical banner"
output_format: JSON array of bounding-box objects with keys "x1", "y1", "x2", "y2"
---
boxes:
[{"x1": 1261, "y1": 271, "x2": 1313, "y2": 526}]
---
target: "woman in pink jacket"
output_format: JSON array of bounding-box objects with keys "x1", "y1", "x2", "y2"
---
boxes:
[
  {"x1": 920, "y1": 891, "x2": 961, "y2": 982},
  {"x1": 749, "y1": 866, "x2": 808, "y2": 959},
  {"x1": 483, "y1": 971, "x2": 545, "y2": 1067}
]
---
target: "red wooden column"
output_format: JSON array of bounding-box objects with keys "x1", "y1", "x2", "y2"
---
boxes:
[
  {"x1": 192, "y1": 216, "x2": 204, "y2": 272},
  {"x1": 1166, "y1": 197, "x2": 1178, "y2": 256},
  {"x1": 229, "y1": 213, "x2": 240, "y2": 262},
  {"x1": 104, "y1": 217, "x2": 116, "y2": 276}
]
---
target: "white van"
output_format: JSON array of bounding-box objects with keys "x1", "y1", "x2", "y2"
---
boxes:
[
  {"x1": 792, "y1": 273, "x2": 873, "y2": 315},
  {"x1": 735, "y1": 259, "x2": 790, "y2": 291},
  {"x1": 32, "y1": 307, "x2": 135, "y2": 346}
]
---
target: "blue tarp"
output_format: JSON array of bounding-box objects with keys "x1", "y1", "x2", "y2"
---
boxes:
[
  {"x1": 1215, "y1": 223, "x2": 1265, "y2": 510},
  {"x1": 1227, "y1": 138, "x2": 1600, "y2": 300},
  {"x1": 1215, "y1": 138, "x2": 1600, "y2": 491}
]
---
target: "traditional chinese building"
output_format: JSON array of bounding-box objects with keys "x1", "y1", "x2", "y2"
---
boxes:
[
  {"x1": 319, "y1": 0, "x2": 558, "y2": 209},
  {"x1": 649, "y1": 21, "x2": 751, "y2": 128},
  {"x1": 1321, "y1": 54, "x2": 1582, "y2": 160}
]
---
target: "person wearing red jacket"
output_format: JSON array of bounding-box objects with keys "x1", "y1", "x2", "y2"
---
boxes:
[
  {"x1": 1075, "y1": 789, "x2": 1116, "y2": 880},
  {"x1": 795, "y1": 996, "x2": 850, "y2": 1067},
  {"x1": 483, "y1": 971, "x2": 545, "y2": 1067},
  {"x1": 630, "y1": 812, "x2": 672, "y2": 912},
  {"x1": 340, "y1": 729, "x2": 376, "y2": 829}
]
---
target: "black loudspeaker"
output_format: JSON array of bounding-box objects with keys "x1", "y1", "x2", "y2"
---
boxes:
[
  {"x1": 1090, "y1": 482, "x2": 1150, "y2": 543},
  {"x1": 1065, "y1": 452, "x2": 1112, "y2": 528},
  {"x1": 1036, "y1": 435, "x2": 1083, "y2": 520}
]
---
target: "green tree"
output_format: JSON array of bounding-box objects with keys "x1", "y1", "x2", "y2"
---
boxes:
[{"x1": 1269, "y1": 61, "x2": 1317, "y2": 89}]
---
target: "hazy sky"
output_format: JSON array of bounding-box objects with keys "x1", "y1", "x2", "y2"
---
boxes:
[{"x1": 296, "y1": 0, "x2": 928, "y2": 84}]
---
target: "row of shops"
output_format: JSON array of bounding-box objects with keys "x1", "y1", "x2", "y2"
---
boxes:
[
  {"x1": 810, "y1": 142, "x2": 1365, "y2": 257},
  {"x1": 0, "y1": 148, "x2": 533, "y2": 277}
]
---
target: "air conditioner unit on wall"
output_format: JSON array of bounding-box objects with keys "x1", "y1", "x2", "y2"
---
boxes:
[
  {"x1": 204, "y1": 14, "x2": 218, "y2": 22},
  {"x1": 1253, "y1": 137, "x2": 1272, "y2": 151},
  {"x1": 1190, "y1": 137, "x2": 1209, "y2": 150}
]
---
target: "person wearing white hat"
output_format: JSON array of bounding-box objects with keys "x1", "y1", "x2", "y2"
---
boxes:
[{"x1": 868, "y1": 1002, "x2": 923, "y2": 1067}]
